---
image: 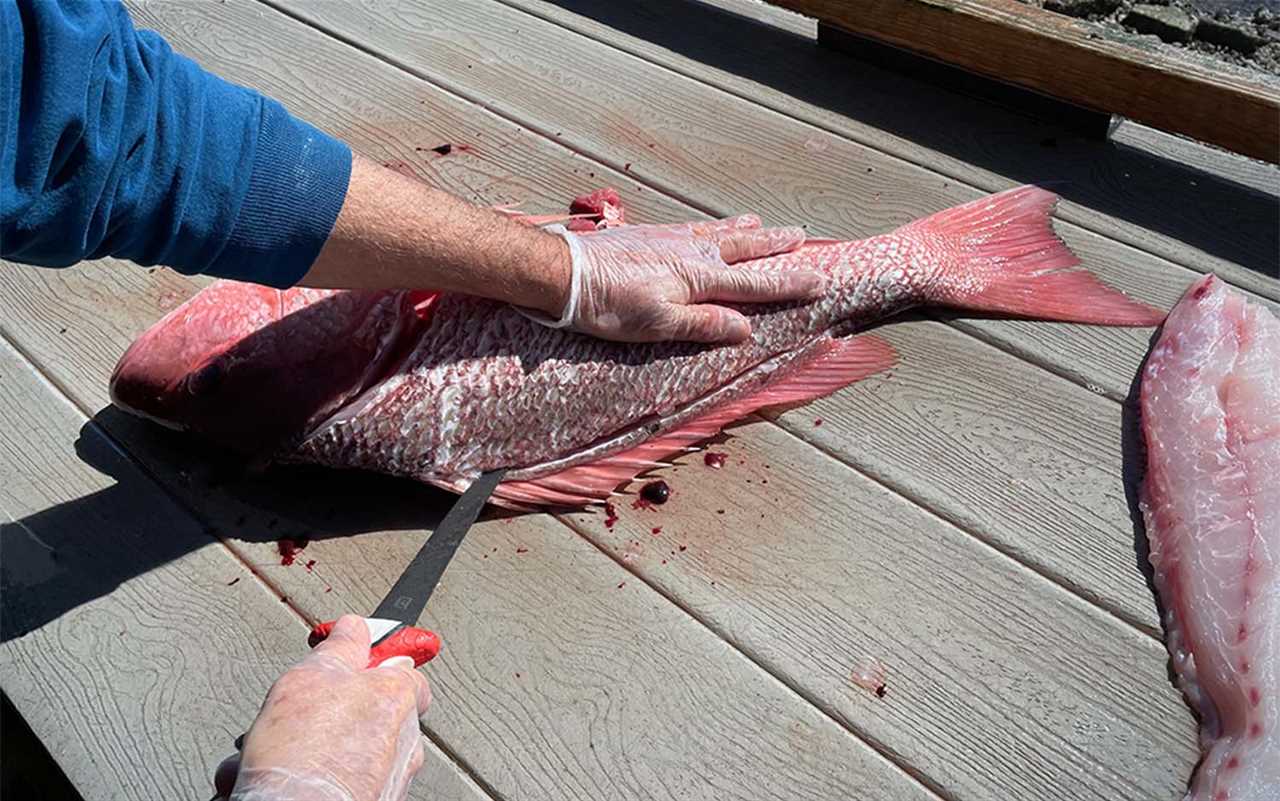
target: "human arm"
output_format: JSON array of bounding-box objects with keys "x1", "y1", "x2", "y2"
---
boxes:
[
  {"x1": 1, "y1": 0, "x2": 822, "y2": 344},
  {"x1": 304, "y1": 153, "x2": 823, "y2": 343},
  {"x1": 213, "y1": 615, "x2": 432, "y2": 801}
]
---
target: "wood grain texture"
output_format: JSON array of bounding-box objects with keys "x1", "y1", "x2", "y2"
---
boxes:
[
  {"x1": 766, "y1": 318, "x2": 1160, "y2": 634},
  {"x1": 555, "y1": 419, "x2": 1198, "y2": 801},
  {"x1": 769, "y1": 0, "x2": 1280, "y2": 163},
  {"x1": 267, "y1": 0, "x2": 1277, "y2": 405},
  {"x1": 0, "y1": 340, "x2": 295, "y2": 801}
]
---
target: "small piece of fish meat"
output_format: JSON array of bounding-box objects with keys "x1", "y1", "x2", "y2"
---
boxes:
[
  {"x1": 1140, "y1": 274, "x2": 1280, "y2": 800},
  {"x1": 111, "y1": 186, "x2": 1162, "y2": 507}
]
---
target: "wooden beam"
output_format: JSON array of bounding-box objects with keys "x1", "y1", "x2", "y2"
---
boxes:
[{"x1": 768, "y1": 0, "x2": 1280, "y2": 163}]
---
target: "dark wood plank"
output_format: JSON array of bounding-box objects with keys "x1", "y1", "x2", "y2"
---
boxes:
[{"x1": 768, "y1": 0, "x2": 1280, "y2": 163}]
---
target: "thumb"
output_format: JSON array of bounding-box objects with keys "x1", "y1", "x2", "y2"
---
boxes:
[{"x1": 303, "y1": 615, "x2": 371, "y2": 671}]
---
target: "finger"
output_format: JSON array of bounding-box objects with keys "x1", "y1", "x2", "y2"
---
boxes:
[
  {"x1": 687, "y1": 267, "x2": 826, "y2": 305},
  {"x1": 376, "y1": 656, "x2": 434, "y2": 716},
  {"x1": 304, "y1": 614, "x2": 371, "y2": 671},
  {"x1": 714, "y1": 226, "x2": 806, "y2": 264},
  {"x1": 665, "y1": 304, "x2": 752, "y2": 344},
  {"x1": 213, "y1": 753, "x2": 241, "y2": 797},
  {"x1": 633, "y1": 215, "x2": 762, "y2": 238}
]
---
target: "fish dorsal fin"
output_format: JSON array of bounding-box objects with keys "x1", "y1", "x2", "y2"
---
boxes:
[{"x1": 491, "y1": 334, "x2": 897, "y2": 507}]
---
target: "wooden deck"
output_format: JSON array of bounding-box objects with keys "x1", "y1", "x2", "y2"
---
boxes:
[{"x1": 1, "y1": 2, "x2": 1276, "y2": 799}]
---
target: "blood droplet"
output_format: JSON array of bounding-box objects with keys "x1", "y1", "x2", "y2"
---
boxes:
[
  {"x1": 604, "y1": 502, "x2": 619, "y2": 529},
  {"x1": 277, "y1": 538, "x2": 309, "y2": 566},
  {"x1": 639, "y1": 481, "x2": 670, "y2": 505},
  {"x1": 814, "y1": 418, "x2": 824, "y2": 427},
  {"x1": 704, "y1": 452, "x2": 728, "y2": 469},
  {"x1": 651, "y1": 527, "x2": 663, "y2": 535}
]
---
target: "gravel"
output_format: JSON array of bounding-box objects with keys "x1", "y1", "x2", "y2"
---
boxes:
[{"x1": 1018, "y1": 0, "x2": 1280, "y2": 78}]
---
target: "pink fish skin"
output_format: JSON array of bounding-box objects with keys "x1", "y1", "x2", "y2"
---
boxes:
[
  {"x1": 111, "y1": 186, "x2": 1162, "y2": 507},
  {"x1": 1140, "y1": 274, "x2": 1280, "y2": 800}
]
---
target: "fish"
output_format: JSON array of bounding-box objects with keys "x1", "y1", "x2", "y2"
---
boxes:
[
  {"x1": 1139, "y1": 274, "x2": 1280, "y2": 801},
  {"x1": 110, "y1": 185, "x2": 1163, "y2": 508}
]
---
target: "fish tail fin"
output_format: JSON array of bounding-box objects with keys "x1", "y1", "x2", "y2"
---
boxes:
[
  {"x1": 490, "y1": 334, "x2": 897, "y2": 508},
  {"x1": 911, "y1": 186, "x2": 1164, "y2": 326}
]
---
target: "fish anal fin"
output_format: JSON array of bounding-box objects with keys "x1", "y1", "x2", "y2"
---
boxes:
[{"x1": 491, "y1": 334, "x2": 897, "y2": 507}]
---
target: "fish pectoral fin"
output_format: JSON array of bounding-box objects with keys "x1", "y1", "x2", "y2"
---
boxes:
[{"x1": 491, "y1": 334, "x2": 897, "y2": 508}]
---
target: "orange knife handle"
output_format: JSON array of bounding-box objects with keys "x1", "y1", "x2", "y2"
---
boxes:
[{"x1": 309, "y1": 617, "x2": 441, "y2": 667}]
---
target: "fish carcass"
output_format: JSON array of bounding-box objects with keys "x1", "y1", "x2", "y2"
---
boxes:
[
  {"x1": 1140, "y1": 274, "x2": 1280, "y2": 800},
  {"x1": 111, "y1": 186, "x2": 1163, "y2": 508}
]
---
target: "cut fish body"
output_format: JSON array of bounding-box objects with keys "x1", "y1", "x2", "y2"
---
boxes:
[
  {"x1": 1141, "y1": 274, "x2": 1280, "y2": 801},
  {"x1": 111, "y1": 186, "x2": 1162, "y2": 507}
]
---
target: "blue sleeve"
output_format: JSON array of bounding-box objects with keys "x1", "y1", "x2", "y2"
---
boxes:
[{"x1": 0, "y1": 0, "x2": 351, "y2": 288}]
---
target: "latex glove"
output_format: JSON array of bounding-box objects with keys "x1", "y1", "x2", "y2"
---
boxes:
[
  {"x1": 525, "y1": 215, "x2": 822, "y2": 343},
  {"x1": 212, "y1": 615, "x2": 432, "y2": 801}
]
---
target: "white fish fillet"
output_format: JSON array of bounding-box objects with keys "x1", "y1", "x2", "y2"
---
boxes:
[{"x1": 1140, "y1": 274, "x2": 1280, "y2": 800}]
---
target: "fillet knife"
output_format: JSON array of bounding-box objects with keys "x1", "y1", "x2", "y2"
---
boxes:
[
  {"x1": 308, "y1": 467, "x2": 508, "y2": 666},
  {"x1": 232, "y1": 469, "x2": 506, "y2": 755}
]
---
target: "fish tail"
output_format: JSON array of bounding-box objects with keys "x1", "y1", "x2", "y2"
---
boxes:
[{"x1": 912, "y1": 186, "x2": 1165, "y2": 326}]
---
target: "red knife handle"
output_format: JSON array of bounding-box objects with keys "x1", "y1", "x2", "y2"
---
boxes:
[{"x1": 309, "y1": 617, "x2": 441, "y2": 668}]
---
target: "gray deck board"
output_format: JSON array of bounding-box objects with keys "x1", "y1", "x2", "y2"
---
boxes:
[{"x1": 4, "y1": 0, "x2": 1272, "y2": 799}]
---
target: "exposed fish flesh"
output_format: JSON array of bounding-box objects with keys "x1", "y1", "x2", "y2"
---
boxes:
[
  {"x1": 111, "y1": 186, "x2": 1162, "y2": 508},
  {"x1": 1140, "y1": 275, "x2": 1280, "y2": 800}
]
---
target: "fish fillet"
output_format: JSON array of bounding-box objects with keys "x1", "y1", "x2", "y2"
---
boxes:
[
  {"x1": 111, "y1": 186, "x2": 1163, "y2": 507},
  {"x1": 1140, "y1": 275, "x2": 1280, "y2": 800}
]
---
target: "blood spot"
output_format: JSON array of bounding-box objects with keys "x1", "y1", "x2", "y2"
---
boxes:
[
  {"x1": 1242, "y1": 659, "x2": 1251, "y2": 673},
  {"x1": 1193, "y1": 283, "x2": 1211, "y2": 300},
  {"x1": 603, "y1": 502, "x2": 619, "y2": 529},
  {"x1": 304, "y1": 559, "x2": 316, "y2": 572},
  {"x1": 813, "y1": 418, "x2": 824, "y2": 427},
  {"x1": 1226, "y1": 756, "x2": 1239, "y2": 769},
  {"x1": 704, "y1": 452, "x2": 728, "y2": 469},
  {"x1": 639, "y1": 481, "x2": 670, "y2": 505},
  {"x1": 1250, "y1": 723, "x2": 1262, "y2": 739},
  {"x1": 1250, "y1": 687, "x2": 1261, "y2": 707},
  {"x1": 277, "y1": 538, "x2": 309, "y2": 566},
  {"x1": 651, "y1": 527, "x2": 662, "y2": 535},
  {"x1": 516, "y1": 547, "x2": 528, "y2": 554}
]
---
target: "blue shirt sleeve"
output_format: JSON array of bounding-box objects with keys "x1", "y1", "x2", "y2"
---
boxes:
[{"x1": 1, "y1": 0, "x2": 352, "y2": 288}]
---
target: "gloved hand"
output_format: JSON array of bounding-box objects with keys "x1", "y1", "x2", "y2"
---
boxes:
[
  {"x1": 212, "y1": 615, "x2": 432, "y2": 801},
  {"x1": 523, "y1": 215, "x2": 823, "y2": 343}
]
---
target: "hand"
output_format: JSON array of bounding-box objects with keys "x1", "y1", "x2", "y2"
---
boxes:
[
  {"x1": 213, "y1": 616, "x2": 433, "y2": 801},
  {"x1": 533, "y1": 216, "x2": 823, "y2": 343}
]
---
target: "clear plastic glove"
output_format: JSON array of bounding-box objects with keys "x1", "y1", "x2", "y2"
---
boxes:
[
  {"x1": 524, "y1": 215, "x2": 823, "y2": 343},
  {"x1": 212, "y1": 615, "x2": 432, "y2": 801}
]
